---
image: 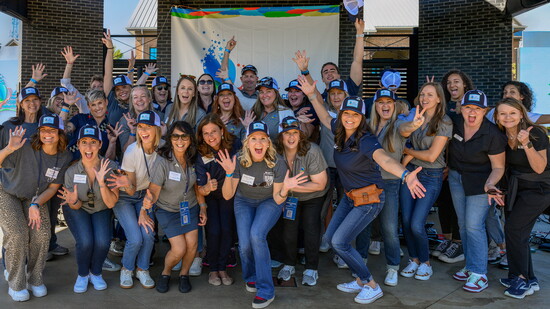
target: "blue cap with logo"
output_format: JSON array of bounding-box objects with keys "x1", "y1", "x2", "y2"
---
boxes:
[
  {"x1": 113, "y1": 75, "x2": 132, "y2": 87},
  {"x1": 279, "y1": 116, "x2": 301, "y2": 133},
  {"x1": 381, "y1": 69, "x2": 402, "y2": 89},
  {"x1": 39, "y1": 114, "x2": 65, "y2": 130},
  {"x1": 285, "y1": 79, "x2": 301, "y2": 92},
  {"x1": 241, "y1": 64, "x2": 258, "y2": 76},
  {"x1": 50, "y1": 87, "x2": 69, "y2": 98},
  {"x1": 340, "y1": 96, "x2": 366, "y2": 115},
  {"x1": 246, "y1": 121, "x2": 269, "y2": 138},
  {"x1": 217, "y1": 83, "x2": 236, "y2": 94},
  {"x1": 328, "y1": 79, "x2": 349, "y2": 93},
  {"x1": 137, "y1": 110, "x2": 161, "y2": 127},
  {"x1": 373, "y1": 89, "x2": 398, "y2": 102},
  {"x1": 152, "y1": 76, "x2": 170, "y2": 87},
  {"x1": 18, "y1": 87, "x2": 40, "y2": 101},
  {"x1": 78, "y1": 124, "x2": 102, "y2": 142},
  {"x1": 461, "y1": 89, "x2": 488, "y2": 108},
  {"x1": 256, "y1": 77, "x2": 279, "y2": 91}
]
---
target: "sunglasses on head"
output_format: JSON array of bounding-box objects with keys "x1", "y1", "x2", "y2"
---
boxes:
[
  {"x1": 281, "y1": 119, "x2": 300, "y2": 129},
  {"x1": 199, "y1": 80, "x2": 213, "y2": 85},
  {"x1": 87, "y1": 189, "x2": 95, "y2": 208},
  {"x1": 179, "y1": 74, "x2": 196, "y2": 81},
  {"x1": 170, "y1": 133, "x2": 190, "y2": 141},
  {"x1": 156, "y1": 86, "x2": 169, "y2": 91}
]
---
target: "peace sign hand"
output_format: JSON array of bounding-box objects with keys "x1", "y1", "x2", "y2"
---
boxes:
[
  {"x1": 215, "y1": 149, "x2": 236, "y2": 175},
  {"x1": 107, "y1": 122, "x2": 123, "y2": 144},
  {"x1": 102, "y1": 29, "x2": 113, "y2": 48},
  {"x1": 123, "y1": 113, "x2": 137, "y2": 134},
  {"x1": 412, "y1": 107, "x2": 427, "y2": 128}
]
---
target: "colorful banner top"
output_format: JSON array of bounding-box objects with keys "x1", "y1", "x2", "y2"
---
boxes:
[{"x1": 170, "y1": 5, "x2": 340, "y2": 19}]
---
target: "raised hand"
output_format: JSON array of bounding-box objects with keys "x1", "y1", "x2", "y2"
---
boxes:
[
  {"x1": 355, "y1": 18, "x2": 365, "y2": 34},
  {"x1": 123, "y1": 113, "x2": 137, "y2": 134},
  {"x1": 107, "y1": 169, "x2": 131, "y2": 190},
  {"x1": 61, "y1": 46, "x2": 80, "y2": 64},
  {"x1": 292, "y1": 50, "x2": 310, "y2": 72},
  {"x1": 31, "y1": 63, "x2": 48, "y2": 83},
  {"x1": 58, "y1": 186, "x2": 79, "y2": 208},
  {"x1": 412, "y1": 106, "x2": 427, "y2": 128},
  {"x1": 283, "y1": 171, "x2": 309, "y2": 191},
  {"x1": 7, "y1": 127, "x2": 27, "y2": 153},
  {"x1": 93, "y1": 158, "x2": 113, "y2": 186},
  {"x1": 295, "y1": 107, "x2": 311, "y2": 116},
  {"x1": 144, "y1": 63, "x2": 157, "y2": 76},
  {"x1": 216, "y1": 68, "x2": 229, "y2": 81},
  {"x1": 102, "y1": 29, "x2": 113, "y2": 49},
  {"x1": 142, "y1": 189, "x2": 154, "y2": 209},
  {"x1": 240, "y1": 110, "x2": 256, "y2": 128},
  {"x1": 63, "y1": 91, "x2": 79, "y2": 106},
  {"x1": 138, "y1": 211, "x2": 155, "y2": 234},
  {"x1": 107, "y1": 122, "x2": 123, "y2": 144},
  {"x1": 215, "y1": 149, "x2": 236, "y2": 174},
  {"x1": 225, "y1": 35, "x2": 237, "y2": 51},
  {"x1": 128, "y1": 50, "x2": 136, "y2": 71},
  {"x1": 517, "y1": 126, "x2": 533, "y2": 146},
  {"x1": 406, "y1": 167, "x2": 427, "y2": 199},
  {"x1": 297, "y1": 114, "x2": 314, "y2": 124},
  {"x1": 296, "y1": 75, "x2": 317, "y2": 97}
]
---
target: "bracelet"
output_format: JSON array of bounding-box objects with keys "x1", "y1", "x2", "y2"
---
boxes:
[
  {"x1": 199, "y1": 203, "x2": 207, "y2": 208},
  {"x1": 401, "y1": 170, "x2": 410, "y2": 184},
  {"x1": 128, "y1": 68, "x2": 135, "y2": 73},
  {"x1": 356, "y1": 34, "x2": 365, "y2": 38},
  {"x1": 278, "y1": 191, "x2": 288, "y2": 199},
  {"x1": 223, "y1": 77, "x2": 230, "y2": 82},
  {"x1": 301, "y1": 70, "x2": 310, "y2": 76},
  {"x1": 130, "y1": 132, "x2": 136, "y2": 136},
  {"x1": 29, "y1": 203, "x2": 39, "y2": 208},
  {"x1": 61, "y1": 108, "x2": 70, "y2": 113},
  {"x1": 226, "y1": 173, "x2": 233, "y2": 178},
  {"x1": 144, "y1": 72, "x2": 151, "y2": 76},
  {"x1": 30, "y1": 78, "x2": 38, "y2": 84},
  {"x1": 62, "y1": 102, "x2": 70, "y2": 108},
  {"x1": 225, "y1": 48, "x2": 231, "y2": 53}
]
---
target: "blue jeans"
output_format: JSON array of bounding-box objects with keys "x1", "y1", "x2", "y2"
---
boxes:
[
  {"x1": 448, "y1": 169, "x2": 490, "y2": 274},
  {"x1": 400, "y1": 166, "x2": 443, "y2": 263},
  {"x1": 324, "y1": 193, "x2": 384, "y2": 283},
  {"x1": 356, "y1": 179, "x2": 401, "y2": 269},
  {"x1": 62, "y1": 206, "x2": 112, "y2": 277},
  {"x1": 234, "y1": 193, "x2": 282, "y2": 300},
  {"x1": 486, "y1": 203, "x2": 505, "y2": 245},
  {"x1": 113, "y1": 190, "x2": 155, "y2": 271}
]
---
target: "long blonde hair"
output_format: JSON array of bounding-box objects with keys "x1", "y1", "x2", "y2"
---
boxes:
[
  {"x1": 129, "y1": 86, "x2": 153, "y2": 117},
  {"x1": 368, "y1": 98, "x2": 399, "y2": 153},
  {"x1": 239, "y1": 133, "x2": 277, "y2": 168},
  {"x1": 252, "y1": 89, "x2": 287, "y2": 120},
  {"x1": 166, "y1": 76, "x2": 201, "y2": 126}
]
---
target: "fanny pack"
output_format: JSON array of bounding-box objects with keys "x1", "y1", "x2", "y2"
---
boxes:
[{"x1": 345, "y1": 184, "x2": 384, "y2": 207}]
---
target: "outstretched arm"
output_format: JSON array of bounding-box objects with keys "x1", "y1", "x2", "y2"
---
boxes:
[
  {"x1": 220, "y1": 36, "x2": 237, "y2": 71},
  {"x1": 102, "y1": 30, "x2": 114, "y2": 96},
  {"x1": 296, "y1": 75, "x2": 333, "y2": 129},
  {"x1": 349, "y1": 19, "x2": 365, "y2": 86}
]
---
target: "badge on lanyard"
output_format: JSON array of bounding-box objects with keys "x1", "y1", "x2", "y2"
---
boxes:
[
  {"x1": 283, "y1": 197, "x2": 298, "y2": 220},
  {"x1": 180, "y1": 201, "x2": 190, "y2": 226},
  {"x1": 45, "y1": 167, "x2": 61, "y2": 183}
]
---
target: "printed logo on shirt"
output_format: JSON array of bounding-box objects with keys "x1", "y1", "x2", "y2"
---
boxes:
[
  {"x1": 42, "y1": 117, "x2": 55, "y2": 124},
  {"x1": 468, "y1": 94, "x2": 481, "y2": 102}
]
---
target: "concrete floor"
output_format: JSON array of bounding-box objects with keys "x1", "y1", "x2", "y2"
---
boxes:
[{"x1": 1, "y1": 218, "x2": 549, "y2": 309}]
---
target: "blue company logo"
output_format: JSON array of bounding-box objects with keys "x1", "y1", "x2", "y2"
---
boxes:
[
  {"x1": 43, "y1": 117, "x2": 55, "y2": 124},
  {"x1": 253, "y1": 123, "x2": 264, "y2": 130},
  {"x1": 469, "y1": 94, "x2": 481, "y2": 102},
  {"x1": 381, "y1": 90, "x2": 391, "y2": 96},
  {"x1": 347, "y1": 100, "x2": 359, "y2": 108},
  {"x1": 84, "y1": 128, "x2": 95, "y2": 135},
  {"x1": 140, "y1": 113, "x2": 151, "y2": 121}
]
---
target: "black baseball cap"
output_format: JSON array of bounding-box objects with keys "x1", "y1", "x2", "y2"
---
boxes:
[
  {"x1": 39, "y1": 114, "x2": 65, "y2": 130},
  {"x1": 246, "y1": 121, "x2": 269, "y2": 138},
  {"x1": 280, "y1": 116, "x2": 301, "y2": 133},
  {"x1": 217, "y1": 83, "x2": 236, "y2": 94},
  {"x1": 152, "y1": 76, "x2": 170, "y2": 87},
  {"x1": 340, "y1": 96, "x2": 366, "y2": 115},
  {"x1": 256, "y1": 77, "x2": 279, "y2": 91},
  {"x1": 137, "y1": 111, "x2": 161, "y2": 127},
  {"x1": 461, "y1": 90, "x2": 488, "y2": 108},
  {"x1": 50, "y1": 87, "x2": 69, "y2": 98},
  {"x1": 113, "y1": 75, "x2": 132, "y2": 87},
  {"x1": 285, "y1": 79, "x2": 301, "y2": 92},
  {"x1": 241, "y1": 65, "x2": 258, "y2": 75},
  {"x1": 18, "y1": 87, "x2": 40, "y2": 101},
  {"x1": 373, "y1": 89, "x2": 398, "y2": 102},
  {"x1": 78, "y1": 124, "x2": 102, "y2": 142}
]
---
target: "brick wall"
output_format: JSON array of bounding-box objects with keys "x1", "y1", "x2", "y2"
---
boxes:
[
  {"x1": 418, "y1": 0, "x2": 512, "y2": 104},
  {"x1": 157, "y1": 1, "x2": 356, "y2": 81},
  {"x1": 21, "y1": 0, "x2": 104, "y2": 96}
]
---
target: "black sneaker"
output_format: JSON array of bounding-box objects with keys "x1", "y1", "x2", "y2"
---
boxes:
[
  {"x1": 438, "y1": 242, "x2": 464, "y2": 263},
  {"x1": 252, "y1": 296, "x2": 275, "y2": 309},
  {"x1": 156, "y1": 275, "x2": 170, "y2": 293},
  {"x1": 179, "y1": 275, "x2": 192, "y2": 293},
  {"x1": 246, "y1": 281, "x2": 257, "y2": 292},
  {"x1": 50, "y1": 245, "x2": 69, "y2": 256}
]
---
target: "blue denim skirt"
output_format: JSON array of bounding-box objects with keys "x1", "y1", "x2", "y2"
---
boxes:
[{"x1": 156, "y1": 206, "x2": 199, "y2": 238}]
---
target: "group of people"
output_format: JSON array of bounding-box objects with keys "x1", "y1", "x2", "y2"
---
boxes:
[{"x1": 0, "y1": 21, "x2": 548, "y2": 308}]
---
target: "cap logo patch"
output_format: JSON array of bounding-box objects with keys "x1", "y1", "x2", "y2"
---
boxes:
[
  {"x1": 253, "y1": 123, "x2": 264, "y2": 130},
  {"x1": 330, "y1": 81, "x2": 339, "y2": 87},
  {"x1": 140, "y1": 113, "x2": 151, "y2": 121},
  {"x1": 290, "y1": 81, "x2": 298, "y2": 86},
  {"x1": 60, "y1": 87, "x2": 68, "y2": 92},
  {"x1": 347, "y1": 100, "x2": 359, "y2": 108},
  {"x1": 84, "y1": 128, "x2": 95, "y2": 135},
  {"x1": 381, "y1": 90, "x2": 391, "y2": 96},
  {"x1": 115, "y1": 77, "x2": 122, "y2": 84},
  {"x1": 43, "y1": 117, "x2": 54, "y2": 124},
  {"x1": 27, "y1": 88, "x2": 36, "y2": 94},
  {"x1": 221, "y1": 84, "x2": 230, "y2": 90},
  {"x1": 160, "y1": 77, "x2": 166, "y2": 82},
  {"x1": 469, "y1": 94, "x2": 481, "y2": 102}
]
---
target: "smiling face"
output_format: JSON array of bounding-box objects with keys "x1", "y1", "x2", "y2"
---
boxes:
[
  {"x1": 321, "y1": 64, "x2": 341, "y2": 84},
  {"x1": 131, "y1": 87, "x2": 151, "y2": 114},
  {"x1": 446, "y1": 73, "x2": 466, "y2": 102},
  {"x1": 137, "y1": 123, "x2": 156, "y2": 145},
  {"x1": 115, "y1": 85, "x2": 131, "y2": 102},
  {"x1": 461, "y1": 105, "x2": 486, "y2": 128},
  {"x1": 154, "y1": 83, "x2": 169, "y2": 103},
  {"x1": 178, "y1": 79, "x2": 195, "y2": 105},
  {"x1": 418, "y1": 85, "x2": 441, "y2": 112},
  {"x1": 170, "y1": 128, "x2": 191, "y2": 155},
  {"x1": 90, "y1": 80, "x2": 104, "y2": 91},
  {"x1": 39, "y1": 127, "x2": 60, "y2": 147},
  {"x1": 50, "y1": 94, "x2": 64, "y2": 114},
  {"x1": 247, "y1": 131, "x2": 270, "y2": 162},
  {"x1": 375, "y1": 97, "x2": 395, "y2": 121},
  {"x1": 287, "y1": 89, "x2": 305, "y2": 109},
  {"x1": 259, "y1": 87, "x2": 276, "y2": 109},
  {"x1": 496, "y1": 103, "x2": 522, "y2": 130},
  {"x1": 282, "y1": 129, "x2": 300, "y2": 151},
  {"x1": 329, "y1": 89, "x2": 346, "y2": 110},
  {"x1": 198, "y1": 75, "x2": 214, "y2": 96},
  {"x1": 88, "y1": 99, "x2": 107, "y2": 119},
  {"x1": 240, "y1": 71, "x2": 258, "y2": 93},
  {"x1": 503, "y1": 84, "x2": 524, "y2": 102},
  {"x1": 78, "y1": 137, "x2": 101, "y2": 161},
  {"x1": 21, "y1": 95, "x2": 41, "y2": 115},
  {"x1": 340, "y1": 110, "x2": 362, "y2": 131},
  {"x1": 201, "y1": 122, "x2": 223, "y2": 151},
  {"x1": 218, "y1": 90, "x2": 235, "y2": 113}
]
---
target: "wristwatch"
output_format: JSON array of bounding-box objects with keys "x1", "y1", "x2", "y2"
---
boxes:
[{"x1": 526, "y1": 142, "x2": 533, "y2": 149}]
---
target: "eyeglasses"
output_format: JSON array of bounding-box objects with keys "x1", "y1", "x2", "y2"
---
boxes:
[
  {"x1": 179, "y1": 74, "x2": 196, "y2": 81},
  {"x1": 54, "y1": 97, "x2": 64, "y2": 102},
  {"x1": 156, "y1": 86, "x2": 169, "y2": 91},
  {"x1": 170, "y1": 133, "x2": 190, "y2": 141},
  {"x1": 281, "y1": 119, "x2": 300, "y2": 129},
  {"x1": 87, "y1": 189, "x2": 95, "y2": 208},
  {"x1": 199, "y1": 80, "x2": 213, "y2": 85}
]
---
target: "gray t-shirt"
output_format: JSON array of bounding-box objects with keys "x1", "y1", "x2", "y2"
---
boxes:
[
  {"x1": 410, "y1": 115, "x2": 453, "y2": 169},
  {"x1": 1, "y1": 144, "x2": 72, "y2": 200},
  {"x1": 64, "y1": 158, "x2": 119, "y2": 214},
  {"x1": 233, "y1": 157, "x2": 287, "y2": 200},
  {"x1": 279, "y1": 143, "x2": 329, "y2": 201},
  {"x1": 260, "y1": 107, "x2": 294, "y2": 142},
  {"x1": 236, "y1": 89, "x2": 257, "y2": 111},
  {"x1": 225, "y1": 119, "x2": 245, "y2": 141},
  {"x1": 164, "y1": 104, "x2": 206, "y2": 131},
  {"x1": 150, "y1": 155, "x2": 198, "y2": 212},
  {"x1": 377, "y1": 119, "x2": 407, "y2": 180},
  {"x1": 319, "y1": 110, "x2": 338, "y2": 168}
]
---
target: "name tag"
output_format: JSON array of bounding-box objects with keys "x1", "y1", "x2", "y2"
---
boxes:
[
  {"x1": 453, "y1": 134, "x2": 463, "y2": 142},
  {"x1": 180, "y1": 201, "x2": 190, "y2": 226},
  {"x1": 45, "y1": 167, "x2": 60, "y2": 180},
  {"x1": 283, "y1": 197, "x2": 298, "y2": 220},
  {"x1": 241, "y1": 174, "x2": 255, "y2": 186},
  {"x1": 202, "y1": 156, "x2": 215, "y2": 164},
  {"x1": 169, "y1": 171, "x2": 181, "y2": 181},
  {"x1": 74, "y1": 174, "x2": 87, "y2": 184}
]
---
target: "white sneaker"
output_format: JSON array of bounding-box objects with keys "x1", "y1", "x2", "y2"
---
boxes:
[
  {"x1": 277, "y1": 265, "x2": 295, "y2": 281},
  {"x1": 302, "y1": 269, "x2": 318, "y2": 286},
  {"x1": 337, "y1": 280, "x2": 363, "y2": 293},
  {"x1": 73, "y1": 275, "x2": 89, "y2": 293},
  {"x1": 90, "y1": 274, "x2": 107, "y2": 290},
  {"x1": 414, "y1": 263, "x2": 433, "y2": 281},
  {"x1": 172, "y1": 260, "x2": 182, "y2": 271},
  {"x1": 8, "y1": 287, "x2": 30, "y2": 302},
  {"x1": 120, "y1": 268, "x2": 133, "y2": 288},
  {"x1": 333, "y1": 255, "x2": 349, "y2": 269},
  {"x1": 400, "y1": 248, "x2": 404, "y2": 257},
  {"x1": 189, "y1": 257, "x2": 202, "y2": 276},
  {"x1": 136, "y1": 270, "x2": 155, "y2": 288},
  {"x1": 354, "y1": 284, "x2": 383, "y2": 304},
  {"x1": 3, "y1": 269, "x2": 8, "y2": 281},
  {"x1": 384, "y1": 269, "x2": 398, "y2": 286},
  {"x1": 319, "y1": 238, "x2": 330, "y2": 252},
  {"x1": 27, "y1": 284, "x2": 48, "y2": 297},
  {"x1": 400, "y1": 260, "x2": 419, "y2": 278},
  {"x1": 368, "y1": 241, "x2": 381, "y2": 255}
]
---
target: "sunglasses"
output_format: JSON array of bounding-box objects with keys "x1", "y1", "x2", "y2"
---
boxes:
[
  {"x1": 199, "y1": 80, "x2": 213, "y2": 85},
  {"x1": 170, "y1": 133, "x2": 190, "y2": 141},
  {"x1": 281, "y1": 120, "x2": 300, "y2": 129},
  {"x1": 87, "y1": 189, "x2": 95, "y2": 208},
  {"x1": 156, "y1": 86, "x2": 169, "y2": 91}
]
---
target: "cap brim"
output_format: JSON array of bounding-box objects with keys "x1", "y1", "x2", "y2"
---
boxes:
[{"x1": 462, "y1": 103, "x2": 487, "y2": 108}]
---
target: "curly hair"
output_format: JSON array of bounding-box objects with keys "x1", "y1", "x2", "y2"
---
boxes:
[
  {"x1": 31, "y1": 129, "x2": 68, "y2": 153},
  {"x1": 441, "y1": 69, "x2": 475, "y2": 103},
  {"x1": 196, "y1": 113, "x2": 235, "y2": 158},
  {"x1": 276, "y1": 129, "x2": 311, "y2": 157},
  {"x1": 239, "y1": 132, "x2": 277, "y2": 168},
  {"x1": 502, "y1": 81, "x2": 535, "y2": 112},
  {"x1": 157, "y1": 121, "x2": 197, "y2": 165}
]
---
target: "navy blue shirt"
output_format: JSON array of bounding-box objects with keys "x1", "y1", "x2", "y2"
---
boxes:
[
  {"x1": 331, "y1": 119, "x2": 383, "y2": 191},
  {"x1": 107, "y1": 91, "x2": 129, "y2": 126},
  {"x1": 68, "y1": 114, "x2": 110, "y2": 161},
  {"x1": 153, "y1": 99, "x2": 173, "y2": 119},
  {"x1": 322, "y1": 77, "x2": 360, "y2": 101}
]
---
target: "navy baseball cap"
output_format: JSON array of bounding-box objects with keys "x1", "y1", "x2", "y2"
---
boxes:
[
  {"x1": 217, "y1": 83, "x2": 236, "y2": 94},
  {"x1": 113, "y1": 75, "x2": 132, "y2": 87},
  {"x1": 462, "y1": 90, "x2": 488, "y2": 108},
  {"x1": 50, "y1": 87, "x2": 69, "y2": 98},
  {"x1": 152, "y1": 76, "x2": 170, "y2": 87},
  {"x1": 280, "y1": 116, "x2": 301, "y2": 133},
  {"x1": 340, "y1": 96, "x2": 366, "y2": 115},
  {"x1": 78, "y1": 124, "x2": 102, "y2": 142},
  {"x1": 137, "y1": 111, "x2": 161, "y2": 127},
  {"x1": 373, "y1": 89, "x2": 397, "y2": 102},
  {"x1": 241, "y1": 65, "x2": 258, "y2": 75},
  {"x1": 380, "y1": 70, "x2": 402, "y2": 89},
  {"x1": 39, "y1": 114, "x2": 65, "y2": 130},
  {"x1": 328, "y1": 79, "x2": 349, "y2": 93},
  {"x1": 285, "y1": 79, "x2": 301, "y2": 92},
  {"x1": 246, "y1": 121, "x2": 269, "y2": 138},
  {"x1": 18, "y1": 87, "x2": 40, "y2": 101},
  {"x1": 256, "y1": 77, "x2": 279, "y2": 91}
]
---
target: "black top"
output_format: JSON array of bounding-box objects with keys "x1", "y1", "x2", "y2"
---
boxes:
[
  {"x1": 448, "y1": 117, "x2": 506, "y2": 196},
  {"x1": 506, "y1": 126, "x2": 550, "y2": 174}
]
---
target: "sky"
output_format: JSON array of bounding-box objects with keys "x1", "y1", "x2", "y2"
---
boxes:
[
  {"x1": 516, "y1": 3, "x2": 550, "y2": 31},
  {"x1": 104, "y1": 0, "x2": 140, "y2": 58}
]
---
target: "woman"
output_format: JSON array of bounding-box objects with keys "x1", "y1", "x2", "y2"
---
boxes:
[
  {"x1": 274, "y1": 116, "x2": 328, "y2": 287},
  {"x1": 196, "y1": 113, "x2": 241, "y2": 286},
  {"x1": 151, "y1": 76, "x2": 173, "y2": 120},
  {"x1": 298, "y1": 76, "x2": 425, "y2": 304},
  {"x1": 107, "y1": 111, "x2": 162, "y2": 289},
  {"x1": 0, "y1": 114, "x2": 71, "y2": 301},
  {"x1": 139, "y1": 121, "x2": 207, "y2": 294},
  {"x1": 399, "y1": 82, "x2": 452, "y2": 280},
  {"x1": 1, "y1": 87, "x2": 43, "y2": 147},
  {"x1": 284, "y1": 80, "x2": 319, "y2": 141},
  {"x1": 212, "y1": 83, "x2": 247, "y2": 141},
  {"x1": 119, "y1": 86, "x2": 154, "y2": 152},
  {"x1": 447, "y1": 90, "x2": 506, "y2": 292},
  {"x1": 251, "y1": 77, "x2": 294, "y2": 141},
  {"x1": 46, "y1": 87, "x2": 69, "y2": 115},
  {"x1": 165, "y1": 75, "x2": 206, "y2": 131},
  {"x1": 58, "y1": 124, "x2": 120, "y2": 293},
  {"x1": 495, "y1": 98, "x2": 549, "y2": 299},
  {"x1": 197, "y1": 73, "x2": 216, "y2": 113},
  {"x1": 217, "y1": 120, "x2": 309, "y2": 308}
]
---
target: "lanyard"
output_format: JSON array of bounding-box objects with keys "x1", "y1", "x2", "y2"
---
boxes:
[
  {"x1": 175, "y1": 158, "x2": 190, "y2": 201},
  {"x1": 36, "y1": 150, "x2": 60, "y2": 197},
  {"x1": 142, "y1": 147, "x2": 151, "y2": 178}
]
